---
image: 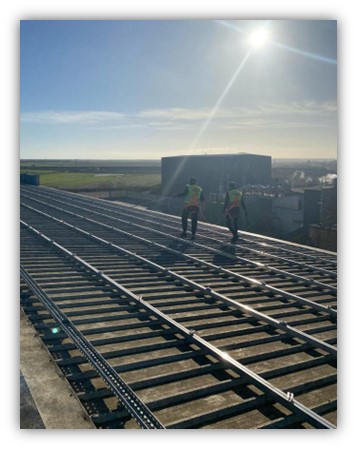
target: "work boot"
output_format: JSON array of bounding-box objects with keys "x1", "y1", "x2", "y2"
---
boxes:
[
  {"x1": 180, "y1": 231, "x2": 187, "y2": 238},
  {"x1": 231, "y1": 235, "x2": 238, "y2": 243},
  {"x1": 191, "y1": 234, "x2": 196, "y2": 240}
]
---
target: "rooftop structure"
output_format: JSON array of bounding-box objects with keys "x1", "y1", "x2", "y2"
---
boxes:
[
  {"x1": 161, "y1": 153, "x2": 272, "y2": 196},
  {"x1": 20, "y1": 185, "x2": 337, "y2": 429}
]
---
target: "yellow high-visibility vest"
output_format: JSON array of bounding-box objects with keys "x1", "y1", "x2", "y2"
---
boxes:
[
  {"x1": 184, "y1": 184, "x2": 202, "y2": 207},
  {"x1": 228, "y1": 189, "x2": 243, "y2": 208}
]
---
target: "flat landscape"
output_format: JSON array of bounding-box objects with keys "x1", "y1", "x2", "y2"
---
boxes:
[
  {"x1": 20, "y1": 159, "x2": 161, "y2": 192},
  {"x1": 20, "y1": 158, "x2": 336, "y2": 192}
]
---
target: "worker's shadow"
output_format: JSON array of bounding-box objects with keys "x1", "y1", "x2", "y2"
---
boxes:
[
  {"x1": 212, "y1": 244, "x2": 237, "y2": 266},
  {"x1": 151, "y1": 239, "x2": 191, "y2": 265}
]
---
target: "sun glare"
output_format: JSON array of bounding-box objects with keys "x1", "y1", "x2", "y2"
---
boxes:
[{"x1": 248, "y1": 28, "x2": 269, "y2": 48}]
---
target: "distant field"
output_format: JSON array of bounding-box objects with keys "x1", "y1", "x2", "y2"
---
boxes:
[
  {"x1": 20, "y1": 163, "x2": 161, "y2": 192},
  {"x1": 20, "y1": 158, "x2": 336, "y2": 192},
  {"x1": 21, "y1": 159, "x2": 161, "y2": 172}
]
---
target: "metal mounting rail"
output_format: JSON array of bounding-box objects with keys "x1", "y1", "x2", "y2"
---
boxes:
[
  {"x1": 96, "y1": 203, "x2": 338, "y2": 286},
  {"x1": 21, "y1": 186, "x2": 337, "y2": 276},
  {"x1": 29, "y1": 185, "x2": 336, "y2": 267},
  {"x1": 20, "y1": 189, "x2": 337, "y2": 293},
  {"x1": 106, "y1": 198, "x2": 338, "y2": 263},
  {"x1": 117, "y1": 203, "x2": 338, "y2": 270},
  {"x1": 20, "y1": 205, "x2": 337, "y2": 356},
  {"x1": 21, "y1": 191, "x2": 337, "y2": 310},
  {"x1": 86, "y1": 197, "x2": 337, "y2": 275},
  {"x1": 20, "y1": 199, "x2": 337, "y2": 318},
  {"x1": 20, "y1": 265, "x2": 165, "y2": 429},
  {"x1": 100, "y1": 195, "x2": 337, "y2": 257},
  {"x1": 20, "y1": 220, "x2": 336, "y2": 429},
  {"x1": 33, "y1": 184, "x2": 336, "y2": 259}
]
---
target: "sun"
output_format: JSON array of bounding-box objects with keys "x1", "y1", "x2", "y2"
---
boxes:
[{"x1": 248, "y1": 28, "x2": 269, "y2": 48}]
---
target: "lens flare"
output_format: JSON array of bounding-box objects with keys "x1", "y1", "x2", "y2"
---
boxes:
[
  {"x1": 190, "y1": 50, "x2": 253, "y2": 151},
  {"x1": 248, "y1": 28, "x2": 269, "y2": 48}
]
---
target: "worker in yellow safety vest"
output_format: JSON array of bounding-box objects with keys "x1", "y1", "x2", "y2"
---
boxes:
[
  {"x1": 223, "y1": 181, "x2": 247, "y2": 243},
  {"x1": 174, "y1": 177, "x2": 205, "y2": 240}
]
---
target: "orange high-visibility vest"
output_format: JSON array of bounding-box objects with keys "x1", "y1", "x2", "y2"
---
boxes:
[{"x1": 184, "y1": 184, "x2": 202, "y2": 207}]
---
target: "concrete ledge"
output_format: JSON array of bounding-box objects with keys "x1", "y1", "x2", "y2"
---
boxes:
[
  {"x1": 20, "y1": 309, "x2": 95, "y2": 429},
  {"x1": 20, "y1": 372, "x2": 45, "y2": 429}
]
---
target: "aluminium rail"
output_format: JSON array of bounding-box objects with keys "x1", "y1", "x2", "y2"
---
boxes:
[
  {"x1": 107, "y1": 194, "x2": 337, "y2": 258},
  {"x1": 115, "y1": 200, "x2": 338, "y2": 269},
  {"x1": 20, "y1": 219, "x2": 336, "y2": 429},
  {"x1": 20, "y1": 189, "x2": 337, "y2": 293},
  {"x1": 20, "y1": 204, "x2": 337, "y2": 356},
  {"x1": 20, "y1": 265, "x2": 165, "y2": 430},
  {"x1": 86, "y1": 201, "x2": 338, "y2": 286},
  {"x1": 101, "y1": 196, "x2": 338, "y2": 264},
  {"x1": 20, "y1": 194, "x2": 337, "y2": 317},
  {"x1": 27, "y1": 185, "x2": 337, "y2": 267},
  {"x1": 20, "y1": 198, "x2": 337, "y2": 319},
  {"x1": 21, "y1": 185, "x2": 337, "y2": 275},
  {"x1": 89, "y1": 196, "x2": 337, "y2": 275}
]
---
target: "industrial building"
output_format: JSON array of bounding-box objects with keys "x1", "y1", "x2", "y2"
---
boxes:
[
  {"x1": 303, "y1": 185, "x2": 337, "y2": 228},
  {"x1": 161, "y1": 153, "x2": 272, "y2": 196},
  {"x1": 303, "y1": 184, "x2": 337, "y2": 251},
  {"x1": 243, "y1": 188, "x2": 304, "y2": 237}
]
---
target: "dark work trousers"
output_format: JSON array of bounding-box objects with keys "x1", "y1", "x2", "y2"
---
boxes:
[
  {"x1": 182, "y1": 206, "x2": 199, "y2": 234},
  {"x1": 225, "y1": 207, "x2": 241, "y2": 237}
]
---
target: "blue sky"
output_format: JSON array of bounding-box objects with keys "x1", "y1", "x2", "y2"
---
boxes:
[{"x1": 20, "y1": 20, "x2": 337, "y2": 160}]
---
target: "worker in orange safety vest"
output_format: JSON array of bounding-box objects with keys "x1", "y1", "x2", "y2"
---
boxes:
[
  {"x1": 223, "y1": 181, "x2": 247, "y2": 243},
  {"x1": 174, "y1": 177, "x2": 205, "y2": 240}
]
